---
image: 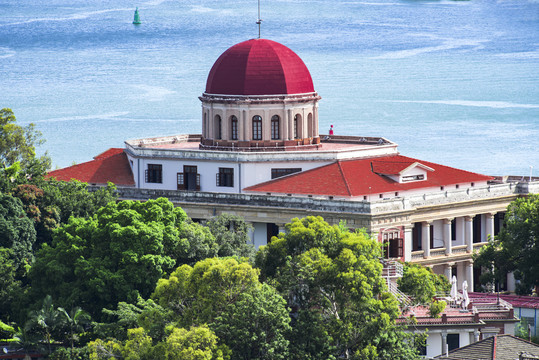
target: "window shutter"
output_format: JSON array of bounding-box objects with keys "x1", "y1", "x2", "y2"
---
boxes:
[
  {"x1": 177, "y1": 173, "x2": 185, "y2": 190},
  {"x1": 145, "y1": 169, "x2": 149, "y2": 183},
  {"x1": 196, "y1": 174, "x2": 201, "y2": 191}
]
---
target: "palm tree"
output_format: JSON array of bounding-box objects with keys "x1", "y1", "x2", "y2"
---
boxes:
[
  {"x1": 25, "y1": 295, "x2": 60, "y2": 354},
  {"x1": 57, "y1": 306, "x2": 91, "y2": 353}
]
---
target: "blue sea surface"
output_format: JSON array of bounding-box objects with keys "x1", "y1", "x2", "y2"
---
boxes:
[{"x1": 1, "y1": 0, "x2": 538, "y2": 176}]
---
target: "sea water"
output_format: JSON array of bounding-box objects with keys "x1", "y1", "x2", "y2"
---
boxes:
[{"x1": 1, "y1": 0, "x2": 538, "y2": 176}]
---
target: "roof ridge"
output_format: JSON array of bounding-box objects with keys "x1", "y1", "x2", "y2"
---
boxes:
[
  {"x1": 337, "y1": 161, "x2": 353, "y2": 197},
  {"x1": 493, "y1": 335, "x2": 497, "y2": 360}
]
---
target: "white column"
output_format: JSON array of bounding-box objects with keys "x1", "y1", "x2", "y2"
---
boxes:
[
  {"x1": 242, "y1": 110, "x2": 248, "y2": 141},
  {"x1": 263, "y1": 109, "x2": 270, "y2": 141},
  {"x1": 507, "y1": 272, "x2": 516, "y2": 293},
  {"x1": 314, "y1": 104, "x2": 319, "y2": 137},
  {"x1": 443, "y1": 218, "x2": 453, "y2": 255},
  {"x1": 302, "y1": 108, "x2": 307, "y2": 139},
  {"x1": 465, "y1": 215, "x2": 474, "y2": 253},
  {"x1": 486, "y1": 213, "x2": 495, "y2": 241},
  {"x1": 282, "y1": 109, "x2": 288, "y2": 141},
  {"x1": 422, "y1": 221, "x2": 431, "y2": 258},
  {"x1": 287, "y1": 109, "x2": 293, "y2": 140},
  {"x1": 457, "y1": 262, "x2": 465, "y2": 289},
  {"x1": 466, "y1": 260, "x2": 474, "y2": 292},
  {"x1": 474, "y1": 330, "x2": 480, "y2": 343},
  {"x1": 441, "y1": 331, "x2": 448, "y2": 357},
  {"x1": 444, "y1": 263, "x2": 453, "y2": 282},
  {"x1": 404, "y1": 226, "x2": 413, "y2": 262},
  {"x1": 202, "y1": 109, "x2": 206, "y2": 137}
]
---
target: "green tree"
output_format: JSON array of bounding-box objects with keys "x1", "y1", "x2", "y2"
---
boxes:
[
  {"x1": 99, "y1": 296, "x2": 172, "y2": 342},
  {"x1": 205, "y1": 214, "x2": 255, "y2": 261},
  {"x1": 398, "y1": 263, "x2": 450, "y2": 305},
  {"x1": 153, "y1": 257, "x2": 260, "y2": 326},
  {"x1": 212, "y1": 283, "x2": 291, "y2": 360},
  {"x1": 0, "y1": 248, "x2": 20, "y2": 318},
  {"x1": 29, "y1": 198, "x2": 185, "y2": 320},
  {"x1": 164, "y1": 326, "x2": 226, "y2": 360},
  {"x1": 0, "y1": 108, "x2": 50, "y2": 190},
  {"x1": 176, "y1": 219, "x2": 218, "y2": 265},
  {"x1": 256, "y1": 216, "x2": 422, "y2": 359},
  {"x1": 88, "y1": 326, "x2": 227, "y2": 360},
  {"x1": 0, "y1": 193, "x2": 36, "y2": 274},
  {"x1": 153, "y1": 258, "x2": 291, "y2": 359},
  {"x1": 475, "y1": 194, "x2": 539, "y2": 295},
  {"x1": 38, "y1": 179, "x2": 117, "y2": 224},
  {"x1": 57, "y1": 306, "x2": 91, "y2": 352},
  {"x1": 25, "y1": 295, "x2": 61, "y2": 354}
]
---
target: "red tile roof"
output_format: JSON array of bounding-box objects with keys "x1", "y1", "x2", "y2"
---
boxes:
[
  {"x1": 46, "y1": 148, "x2": 134, "y2": 186},
  {"x1": 244, "y1": 155, "x2": 493, "y2": 197},
  {"x1": 469, "y1": 292, "x2": 539, "y2": 309}
]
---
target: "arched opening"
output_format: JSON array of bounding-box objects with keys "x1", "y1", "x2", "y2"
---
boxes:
[
  {"x1": 230, "y1": 115, "x2": 238, "y2": 140},
  {"x1": 271, "y1": 115, "x2": 280, "y2": 140},
  {"x1": 252, "y1": 115, "x2": 262, "y2": 141},
  {"x1": 294, "y1": 114, "x2": 302, "y2": 139},
  {"x1": 215, "y1": 115, "x2": 222, "y2": 140},
  {"x1": 307, "y1": 113, "x2": 313, "y2": 138}
]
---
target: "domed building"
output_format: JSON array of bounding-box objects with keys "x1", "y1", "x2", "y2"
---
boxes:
[
  {"x1": 199, "y1": 39, "x2": 321, "y2": 150},
  {"x1": 49, "y1": 37, "x2": 537, "y2": 323}
]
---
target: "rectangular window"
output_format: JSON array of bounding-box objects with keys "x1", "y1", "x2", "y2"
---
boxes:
[
  {"x1": 216, "y1": 167, "x2": 234, "y2": 187},
  {"x1": 145, "y1": 164, "x2": 162, "y2": 183},
  {"x1": 447, "y1": 334, "x2": 460, "y2": 352},
  {"x1": 402, "y1": 174, "x2": 425, "y2": 182},
  {"x1": 177, "y1": 165, "x2": 200, "y2": 190},
  {"x1": 271, "y1": 168, "x2": 302, "y2": 179}
]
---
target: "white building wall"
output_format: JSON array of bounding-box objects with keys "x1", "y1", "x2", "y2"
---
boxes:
[
  {"x1": 432, "y1": 220, "x2": 444, "y2": 248},
  {"x1": 426, "y1": 333, "x2": 442, "y2": 358},
  {"x1": 127, "y1": 152, "x2": 332, "y2": 192},
  {"x1": 252, "y1": 222, "x2": 268, "y2": 249},
  {"x1": 455, "y1": 217, "x2": 465, "y2": 246}
]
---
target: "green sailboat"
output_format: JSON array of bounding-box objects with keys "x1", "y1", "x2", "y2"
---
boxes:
[{"x1": 133, "y1": 7, "x2": 141, "y2": 25}]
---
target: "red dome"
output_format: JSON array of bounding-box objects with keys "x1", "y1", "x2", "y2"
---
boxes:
[{"x1": 205, "y1": 39, "x2": 315, "y2": 96}]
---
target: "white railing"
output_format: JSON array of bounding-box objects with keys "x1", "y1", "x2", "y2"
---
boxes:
[
  {"x1": 381, "y1": 260, "x2": 404, "y2": 278},
  {"x1": 430, "y1": 248, "x2": 446, "y2": 257},
  {"x1": 387, "y1": 281, "x2": 412, "y2": 307},
  {"x1": 452, "y1": 245, "x2": 468, "y2": 254}
]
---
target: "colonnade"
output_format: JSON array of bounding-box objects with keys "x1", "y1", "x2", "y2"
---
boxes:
[{"x1": 411, "y1": 212, "x2": 504, "y2": 291}]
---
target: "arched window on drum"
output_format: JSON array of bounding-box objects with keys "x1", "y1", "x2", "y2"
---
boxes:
[
  {"x1": 230, "y1": 115, "x2": 238, "y2": 140},
  {"x1": 215, "y1": 115, "x2": 222, "y2": 140},
  {"x1": 252, "y1": 115, "x2": 262, "y2": 140},
  {"x1": 271, "y1": 115, "x2": 280, "y2": 140}
]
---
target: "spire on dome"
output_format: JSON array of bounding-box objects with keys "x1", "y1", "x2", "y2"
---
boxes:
[{"x1": 256, "y1": 0, "x2": 262, "y2": 39}]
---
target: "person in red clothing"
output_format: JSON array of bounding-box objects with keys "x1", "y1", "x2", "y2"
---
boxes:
[{"x1": 329, "y1": 124, "x2": 334, "y2": 135}]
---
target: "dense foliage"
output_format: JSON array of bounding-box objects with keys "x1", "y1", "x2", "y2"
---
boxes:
[
  {"x1": 28, "y1": 198, "x2": 185, "y2": 319},
  {"x1": 256, "y1": 216, "x2": 422, "y2": 359},
  {"x1": 475, "y1": 194, "x2": 539, "y2": 295},
  {"x1": 0, "y1": 108, "x2": 51, "y2": 190},
  {"x1": 398, "y1": 263, "x2": 451, "y2": 305}
]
